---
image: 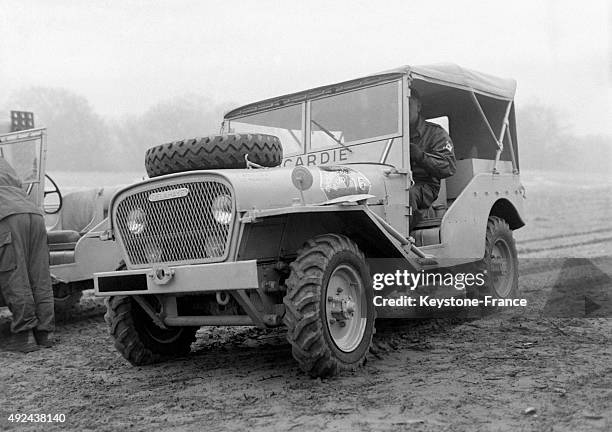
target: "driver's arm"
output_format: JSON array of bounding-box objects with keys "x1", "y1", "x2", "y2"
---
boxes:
[{"x1": 410, "y1": 127, "x2": 456, "y2": 179}]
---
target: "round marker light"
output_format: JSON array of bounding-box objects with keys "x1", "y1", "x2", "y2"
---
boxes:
[
  {"x1": 144, "y1": 243, "x2": 163, "y2": 263},
  {"x1": 127, "y1": 208, "x2": 146, "y2": 235},
  {"x1": 205, "y1": 236, "x2": 225, "y2": 257},
  {"x1": 212, "y1": 194, "x2": 233, "y2": 225}
]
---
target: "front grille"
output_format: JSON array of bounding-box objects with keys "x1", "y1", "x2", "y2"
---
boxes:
[{"x1": 114, "y1": 179, "x2": 234, "y2": 267}]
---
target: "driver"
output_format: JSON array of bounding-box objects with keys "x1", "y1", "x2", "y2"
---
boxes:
[
  {"x1": 408, "y1": 89, "x2": 456, "y2": 228},
  {"x1": 0, "y1": 156, "x2": 54, "y2": 352}
]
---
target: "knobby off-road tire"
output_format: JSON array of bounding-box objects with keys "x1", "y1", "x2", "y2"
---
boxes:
[
  {"x1": 104, "y1": 296, "x2": 197, "y2": 365},
  {"x1": 283, "y1": 234, "x2": 375, "y2": 378},
  {"x1": 471, "y1": 216, "x2": 519, "y2": 313},
  {"x1": 53, "y1": 282, "x2": 85, "y2": 322},
  {"x1": 145, "y1": 133, "x2": 283, "y2": 178}
]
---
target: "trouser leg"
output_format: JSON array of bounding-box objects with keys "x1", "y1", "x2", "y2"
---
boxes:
[
  {"x1": 408, "y1": 183, "x2": 438, "y2": 230},
  {"x1": 27, "y1": 214, "x2": 54, "y2": 332},
  {"x1": 0, "y1": 215, "x2": 38, "y2": 333}
]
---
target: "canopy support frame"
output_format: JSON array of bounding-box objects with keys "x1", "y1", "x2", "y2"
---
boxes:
[
  {"x1": 402, "y1": 75, "x2": 413, "y2": 236},
  {"x1": 469, "y1": 93, "x2": 513, "y2": 174},
  {"x1": 504, "y1": 118, "x2": 519, "y2": 174}
]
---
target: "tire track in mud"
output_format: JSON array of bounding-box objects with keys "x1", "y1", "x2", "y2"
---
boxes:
[
  {"x1": 518, "y1": 256, "x2": 611, "y2": 277},
  {"x1": 517, "y1": 256, "x2": 612, "y2": 318},
  {"x1": 518, "y1": 227, "x2": 612, "y2": 244},
  {"x1": 517, "y1": 235, "x2": 612, "y2": 255}
]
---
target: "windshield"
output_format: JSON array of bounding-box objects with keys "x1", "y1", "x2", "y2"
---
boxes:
[
  {"x1": 310, "y1": 81, "x2": 401, "y2": 150},
  {"x1": 227, "y1": 80, "x2": 401, "y2": 156},
  {"x1": 0, "y1": 130, "x2": 45, "y2": 206},
  {"x1": 228, "y1": 104, "x2": 304, "y2": 155},
  {"x1": 0, "y1": 138, "x2": 41, "y2": 187}
]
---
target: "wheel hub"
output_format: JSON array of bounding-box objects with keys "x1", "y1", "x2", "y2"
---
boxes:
[
  {"x1": 490, "y1": 256, "x2": 508, "y2": 275},
  {"x1": 325, "y1": 265, "x2": 367, "y2": 352},
  {"x1": 490, "y1": 238, "x2": 514, "y2": 297},
  {"x1": 328, "y1": 293, "x2": 357, "y2": 322}
]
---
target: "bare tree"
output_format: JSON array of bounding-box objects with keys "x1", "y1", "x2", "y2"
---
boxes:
[
  {"x1": 6, "y1": 87, "x2": 112, "y2": 171},
  {"x1": 110, "y1": 94, "x2": 235, "y2": 171}
]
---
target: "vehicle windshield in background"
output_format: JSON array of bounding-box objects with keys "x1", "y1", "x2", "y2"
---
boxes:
[
  {"x1": 228, "y1": 103, "x2": 304, "y2": 155},
  {"x1": 0, "y1": 138, "x2": 41, "y2": 190},
  {"x1": 310, "y1": 81, "x2": 401, "y2": 150}
]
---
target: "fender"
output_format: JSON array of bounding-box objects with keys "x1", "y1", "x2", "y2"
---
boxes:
[
  {"x1": 236, "y1": 204, "x2": 419, "y2": 267},
  {"x1": 422, "y1": 172, "x2": 525, "y2": 262}
]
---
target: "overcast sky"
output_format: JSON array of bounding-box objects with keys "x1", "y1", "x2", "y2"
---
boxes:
[{"x1": 1, "y1": 0, "x2": 610, "y2": 135}]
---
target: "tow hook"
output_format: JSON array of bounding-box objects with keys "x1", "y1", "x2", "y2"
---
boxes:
[{"x1": 149, "y1": 266, "x2": 174, "y2": 285}]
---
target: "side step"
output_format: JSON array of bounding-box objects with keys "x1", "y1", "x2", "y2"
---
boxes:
[
  {"x1": 406, "y1": 241, "x2": 438, "y2": 266},
  {"x1": 364, "y1": 204, "x2": 439, "y2": 268}
]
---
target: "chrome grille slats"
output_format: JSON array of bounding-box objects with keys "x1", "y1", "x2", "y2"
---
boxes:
[{"x1": 114, "y1": 179, "x2": 233, "y2": 267}]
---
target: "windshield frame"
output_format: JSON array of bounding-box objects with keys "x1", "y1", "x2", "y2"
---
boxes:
[
  {"x1": 227, "y1": 101, "x2": 306, "y2": 157},
  {"x1": 306, "y1": 79, "x2": 403, "y2": 152},
  {"x1": 0, "y1": 128, "x2": 46, "y2": 207},
  {"x1": 226, "y1": 78, "x2": 403, "y2": 157}
]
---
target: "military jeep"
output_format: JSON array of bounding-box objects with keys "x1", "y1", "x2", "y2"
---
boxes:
[
  {"x1": 0, "y1": 120, "x2": 123, "y2": 319},
  {"x1": 95, "y1": 64, "x2": 525, "y2": 377}
]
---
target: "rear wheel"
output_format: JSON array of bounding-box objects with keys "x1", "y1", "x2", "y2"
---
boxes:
[
  {"x1": 474, "y1": 216, "x2": 519, "y2": 309},
  {"x1": 105, "y1": 296, "x2": 197, "y2": 365},
  {"x1": 53, "y1": 282, "x2": 85, "y2": 321},
  {"x1": 283, "y1": 234, "x2": 375, "y2": 377}
]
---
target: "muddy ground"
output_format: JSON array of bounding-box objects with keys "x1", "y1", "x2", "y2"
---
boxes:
[{"x1": 1, "y1": 176, "x2": 611, "y2": 431}]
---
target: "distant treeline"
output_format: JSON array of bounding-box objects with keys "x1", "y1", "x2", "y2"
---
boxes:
[
  {"x1": 2, "y1": 87, "x2": 234, "y2": 172},
  {"x1": 516, "y1": 103, "x2": 611, "y2": 172},
  {"x1": 2, "y1": 87, "x2": 610, "y2": 173}
]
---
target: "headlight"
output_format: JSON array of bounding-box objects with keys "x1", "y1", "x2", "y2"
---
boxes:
[
  {"x1": 144, "y1": 243, "x2": 162, "y2": 263},
  {"x1": 212, "y1": 194, "x2": 233, "y2": 225},
  {"x1": 127, "y1": 208, "x2": 146, "y2": 235}
]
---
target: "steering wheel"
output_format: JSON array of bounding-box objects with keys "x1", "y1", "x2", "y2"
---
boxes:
[{"x1": 44, "y1": 174, "x2": 63, "y2": 214}]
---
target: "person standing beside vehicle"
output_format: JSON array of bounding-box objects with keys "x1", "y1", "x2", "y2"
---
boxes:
[
  {"x1": 408, "y1": 89, "x2": 456, "y2": 228},
  {"x1": 0, "y1": 156, "x2": 54, "y2": 352}
]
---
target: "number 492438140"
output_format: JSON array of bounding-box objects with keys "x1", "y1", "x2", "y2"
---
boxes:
[{"x1": 8, "y1": 413, "x2": 66, "y2": 423}]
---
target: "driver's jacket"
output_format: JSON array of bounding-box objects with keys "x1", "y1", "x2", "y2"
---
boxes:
[
  {"x1": 410, "y1": 117, "x2": 456, "y2": 191},
  {"x1": 0, "y1": 157, "x2": 41, "y2": 221}
]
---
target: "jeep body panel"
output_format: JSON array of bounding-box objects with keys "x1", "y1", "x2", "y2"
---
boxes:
[
  {"x1": 103, "y1": 167, "x2": 414, "y2": 269},
  {"x1": 50, "y1": 217, "x2": 123, "y2": 283}
]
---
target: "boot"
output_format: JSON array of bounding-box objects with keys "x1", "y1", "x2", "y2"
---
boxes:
[
  {"x1": 3, "y1": 330, "x2": 40, "y2": 353},
  {"x1": 33, "y1": 330, "x2": 55, "y2": 348}
]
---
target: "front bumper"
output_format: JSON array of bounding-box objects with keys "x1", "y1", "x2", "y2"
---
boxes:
[{"x1": 94, "y1": 260, "x2": 258, "y2": 296}]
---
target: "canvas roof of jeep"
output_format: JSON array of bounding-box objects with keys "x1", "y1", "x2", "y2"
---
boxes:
[{"x1": 224, "y1": 63, "x2": 516, "y2": 119}]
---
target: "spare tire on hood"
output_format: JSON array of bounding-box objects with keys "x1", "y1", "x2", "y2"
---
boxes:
[{"x1": 145, "y1": 133, "x2": 283, "y2": 178}]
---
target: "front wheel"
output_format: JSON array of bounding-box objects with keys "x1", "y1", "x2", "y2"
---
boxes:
[
  {"x1": 105, "y1": 296, "x2": 198, "y2": 365},
  {"x1": 283, "y1": 234, "x2": 375, "y2": 377}
]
